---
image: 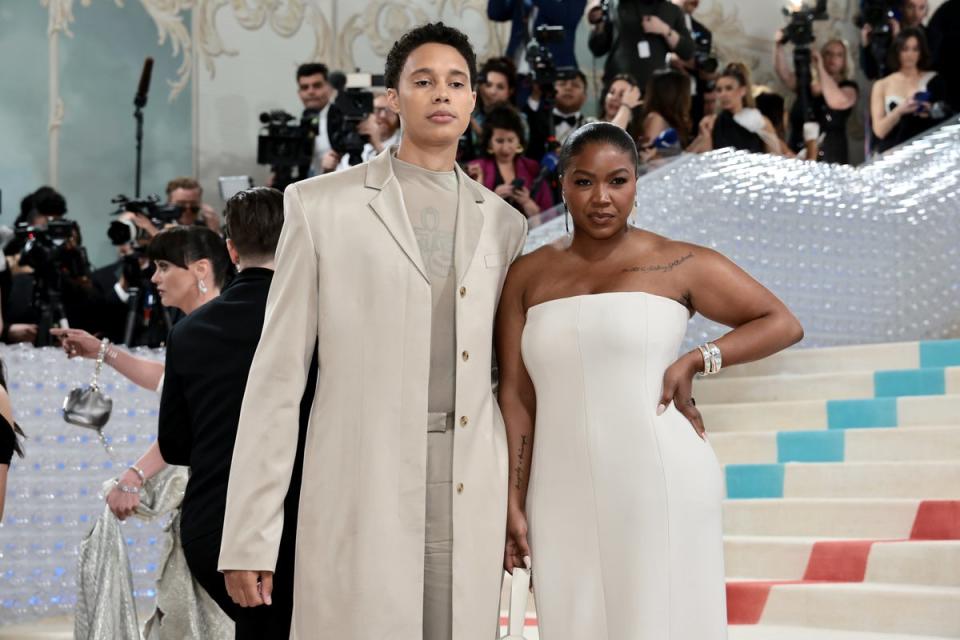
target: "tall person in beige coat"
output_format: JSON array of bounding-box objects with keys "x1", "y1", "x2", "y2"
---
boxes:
[{"x1": 218, "y1": 23, "x2": 528, "y2": 640}]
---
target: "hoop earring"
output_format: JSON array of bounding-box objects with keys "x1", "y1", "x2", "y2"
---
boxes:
[{"x1": 198, "y1": 279, "x2": 208, "y2": 295}]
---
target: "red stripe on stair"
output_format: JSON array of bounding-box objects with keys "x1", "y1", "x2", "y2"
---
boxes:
[
  {"x1": 727, "y1": 581, "x2": 795, "y2": 624},
  {"x1": 910, "y1": 500, "x2": 960, "y2": 540},
  {"x1": 803, "y1": 540, "x2": 875, "y2": 581}
]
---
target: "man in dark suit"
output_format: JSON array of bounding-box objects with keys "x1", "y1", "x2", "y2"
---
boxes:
[
  {"x1": 157, "y1": 187, "x2": 317, "y2": 639},
  {"x1": 487, "y1": 0, "x2": 588, "y2": 76},
  {"x1": 669, "y1": 0, "x2": 718, "y2": 125},
  {"x1": 588, "y1": 0, "x2": 695, "y2": 89}
]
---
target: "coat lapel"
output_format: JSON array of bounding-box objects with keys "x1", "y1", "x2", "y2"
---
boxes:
[
  {"x1": 365, "y1": 149, "x2": 429, "y2": 284},
  {"x1": 453, "y1": 163, "x2": 485, "y2": 286}
]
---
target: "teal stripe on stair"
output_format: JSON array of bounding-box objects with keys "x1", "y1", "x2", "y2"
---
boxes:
[
  {"x1": 777, "y1": 431, "x2": 844, "y2": 463},
  {"x1": 726, "y1": 464, "x2": 785, "y2": 499},
  {"x1": 827, "y1": 398, "x2": 898, "y2": 429},
  {"x1": 874, "y1": 368, "x2": 945, "y2": 397},
  {"x1": 920, "y1": 340, "x2": 960, "y2": 367}
]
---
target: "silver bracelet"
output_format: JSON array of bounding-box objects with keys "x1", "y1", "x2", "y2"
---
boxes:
[
  {"x1": 128, "y1": 465, "x2": 146, "y2": 486},
  {"x1": 697, "y1": 342, "x2": 723, "y2": 376},
  {"x1": 112, "y1": 478, "x2": 141, "y2": 494}
]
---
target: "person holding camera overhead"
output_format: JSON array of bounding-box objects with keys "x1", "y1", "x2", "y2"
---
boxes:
[
  {"x1": 860, "y1": 0, "x2": 929, "y2": 79},
  {"x1": 486, "y1": 0, "x2": 587, "y2": 82},
  {"x1": 668, "y1": 0, "x2": 719, "y2": 127},
  {"x1": 774, "y1": 35, "x2": 859, "y2": 164},
  {"x1": 466, "y1": 104, "x2": 553, "y2": 217},
  {"x1": 587, "y1": 0, "x2": 695, "y2": 91},
  {"x1": 870, "y1": 27, "x2": 940, "y2": 153}
]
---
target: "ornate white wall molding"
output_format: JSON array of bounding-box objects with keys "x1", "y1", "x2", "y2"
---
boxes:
[{"x1": 42, "y1": 0, "x2": 94, "y2": 188}]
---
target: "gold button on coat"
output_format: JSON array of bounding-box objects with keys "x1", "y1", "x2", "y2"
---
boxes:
[
  {"x1": 459, "y1": 286, "x2": 467, "y2": 298},
  {"x1": 461, "y1": 350, "x2": 469, "y2": 361},
  {"x1": 459, "y1": 416, "x2": 468, "y2": 427},
  {"x1": 456, "y1": 483, "x2": 464, "y2": 494}
]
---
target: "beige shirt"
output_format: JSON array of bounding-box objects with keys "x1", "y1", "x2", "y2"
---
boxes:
[{"x1": 391, "y1": 153, "x2": 459, "y2": 414}]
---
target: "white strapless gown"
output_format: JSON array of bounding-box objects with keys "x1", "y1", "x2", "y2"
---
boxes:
[{"x1": 522, "y1": 292, "x2": 727, "y2": 639}]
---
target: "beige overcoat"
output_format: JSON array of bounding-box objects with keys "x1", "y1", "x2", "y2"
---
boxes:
[{"x1": 218, "y1": 148, "x2": 527, "y2": 639}]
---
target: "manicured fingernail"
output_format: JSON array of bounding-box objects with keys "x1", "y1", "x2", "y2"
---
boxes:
[{"x1": 656, "y1": 404, "x2": 666, "y2": 416}]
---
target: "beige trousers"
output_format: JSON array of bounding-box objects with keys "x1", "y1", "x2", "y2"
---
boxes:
[{"x1": 424, "y1": 413, "x2": 454, "y2": 640}]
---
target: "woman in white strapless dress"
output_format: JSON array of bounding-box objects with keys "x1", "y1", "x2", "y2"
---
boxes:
[{"x1": 495, "y1": 122, "x2": 804, "y2": 640}]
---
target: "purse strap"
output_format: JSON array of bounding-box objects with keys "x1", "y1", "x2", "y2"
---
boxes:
[
  {"x1": 505, "y1": 566, "x2": 531, "y2": 638},
  {"x1": 91, "y1": 338, "x2": 109, "y2": 392}
]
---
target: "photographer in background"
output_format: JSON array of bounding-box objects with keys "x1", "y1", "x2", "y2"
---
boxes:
[
  {"x1": 297, "y1": 63, "x2": 342, "y2": 176},
  {"x1": 587, "y1": 0, "x2": 695, "y2": 91},
  {"x1": 775, "y1": 35, "x2": 859, "y2": 164},
  {"x1": 4, "y1": 187, "x2": 94, "y2": 345},
  {"x1": 524, "y1": 69, "x2": 595, "y2": 161},
  {"x1": 334, "y1": 91, "x2": 402, "y2": 170},
  {"x1": 166, "y1": 177, "x2": 221, "y2": 233},
  {"x1": 487, "y1": 0, "x2": 587, "y2": 104},
  {"x1": 669, "y1": 0, "x2": 719, "y2": 126},
  {"x1": 860, "y1": 0, "x2": 929, "y2": 80}
]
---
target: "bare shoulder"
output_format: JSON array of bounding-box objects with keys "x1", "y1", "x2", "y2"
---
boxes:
[{"x1": 504, "y1": 242, "x2": 566, "y2": 296}]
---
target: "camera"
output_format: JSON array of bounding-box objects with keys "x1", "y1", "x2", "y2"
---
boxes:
[
  {"x1": 14, "y1": 218, "x2": 89, "y2": 346},
  {"x1": 779, "y1": 0, "x2": 829, "y2": 124},
  {"x1": 856, "y1": 0, "x2": 899, "y2": 78},
  {"x1": 526, "y1": 25, "x2": 578, "y2": 88},
  {"x1": 330, "y1": 73, "x2": 381, "y2": 167},
  {"x1": 257, "y1": 109, "x2": 317, "y2": 169},
  {"x1": 107, "y1": 194, "x2": 181, "y2": 247},
  {"x1": 693, "y1": 32, "x2": 718, "y2": 74},
  {"x1": 857, "y1": 0, "x2": 899, "y2": 29},
  {"x1": 779, "y1": 0, "x2": 829, "y2": 49}
]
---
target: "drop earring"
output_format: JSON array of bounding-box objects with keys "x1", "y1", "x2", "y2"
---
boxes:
[{"x1": 198, "y1": 279, "x2": 208, "y2": 295}]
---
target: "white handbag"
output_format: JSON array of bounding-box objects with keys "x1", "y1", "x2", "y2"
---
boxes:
[{"x1": 500, "y1": 565, "x2": 531, "y2": 640}]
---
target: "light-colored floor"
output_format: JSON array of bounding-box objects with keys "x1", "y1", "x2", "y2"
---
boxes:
[{"x1": 1, "y1": 616, "x2": 957, "y2": 640}]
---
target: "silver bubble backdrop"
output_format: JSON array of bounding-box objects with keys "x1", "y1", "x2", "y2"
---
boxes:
[
  {"x1": 0, "y1": 344, "x2": 168, "y2": 626},
  {"x1": 526, "y1": 118, "x2": 960, "y2": 350}
]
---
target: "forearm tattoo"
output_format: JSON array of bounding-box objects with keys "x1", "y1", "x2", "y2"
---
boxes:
[
  {"x1": 514, "y1": 435, "x2": 528, "y2": 490},
  {"x1": 622, "y1": 252, "x2": 694, "y2": 274}
]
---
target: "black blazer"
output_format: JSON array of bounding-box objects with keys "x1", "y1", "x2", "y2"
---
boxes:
[{"x1": 158, "y1": 267, "x2": 317, "y2": 545}]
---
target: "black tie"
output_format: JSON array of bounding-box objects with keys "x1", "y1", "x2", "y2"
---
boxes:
[{"x1": 554, "y1": 114, "x2": 578, "y2": 127}]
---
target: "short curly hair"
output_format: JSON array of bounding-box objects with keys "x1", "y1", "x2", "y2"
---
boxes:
[
  {"x1": 480, "y1": 104, "x2": 527, "y2": 156},
  {"x1": 384, "y1": 22, "x2": 477, "y2": 91}
]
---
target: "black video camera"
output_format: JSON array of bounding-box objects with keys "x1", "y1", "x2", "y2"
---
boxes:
[
  {"x1": 14, "y1": 219, "x2": 79, "y2": 272},
  {"x1": 526, "y1": 25, "x2": 578, "y2": 88},
  {"x1": 779, "y1": 0, "x2": 829, "y2": 49},
  {"x1": 857, "y1": 0, "x2": 899, "y2": 29},
  {"x1": 257, "y1": 109, "x2": 317, "y2": 169},
  {"x1": 331, "y1": 76, "x2": 379, "y2": 167},
  {"x1": 107, "y1": 194, "x2": 181, "y2": 247}
]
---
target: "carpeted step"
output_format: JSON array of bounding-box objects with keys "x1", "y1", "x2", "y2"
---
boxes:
[
  {"x1": 723, "y1": 461, "x2": 960, "y2": 500},
  {"x1": 699, "y1": 395, "x2": 960, "y2": 433},
  {"x1": 694, "y1": 367, "x2": 960, "y2": 405},
  {"x1": 724, "y1": 536, "x2": 960, "y2": 587},
  {"x1": 710, "y1": 427, "x2": 960, "y2": 465},
  {"x1": 716, "y1": 340, "x2": 960, "y2": 378}
]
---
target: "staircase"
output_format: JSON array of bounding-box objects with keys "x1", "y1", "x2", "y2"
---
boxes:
[
  {"x1": 499, "y1": 339, "x2": 960, "y2": 639},
  {"x1": 703, "y1": 339, "x2": 960, "y2": 639}
]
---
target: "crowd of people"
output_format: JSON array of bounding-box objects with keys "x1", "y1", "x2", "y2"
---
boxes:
[{"x1": 0, "y1": 1, "x2": 957, "y2": 638}]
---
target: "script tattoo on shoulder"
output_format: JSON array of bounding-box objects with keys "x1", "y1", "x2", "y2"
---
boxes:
[
  {"x1": 514, "y1": 435, "x2": 528, "y2": 490},
  {"x1": 622, "y1": 251, "x2": 695, "y2": 274}
]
